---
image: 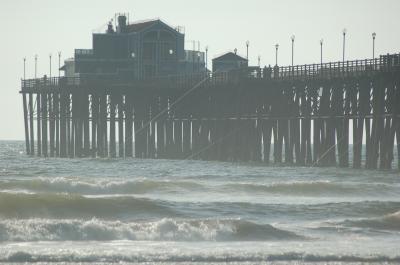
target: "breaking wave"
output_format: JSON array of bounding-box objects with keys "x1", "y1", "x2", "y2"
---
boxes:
[
  {"x1": 341, "y1": 210, "x2": 400, "y2": 231},
  {"x1": 0, "y1": 192, "x2": 176, "y2": 219},
  {"x1": 222, "y1": 180, "x2": 397, "y2": 196},
  {"x1": 1, "y1": 250, "x2": 400, "y2": 263},
  {"x1": 0, "y1": 218, "x2": 301, "y2": 242},
  {"x1": 1, "y1": 177, "x2": 397, "y2": 197},
  {"x1": 1, "y1": 191, "x2": 400, "y2": 221},
  {"x1": 0, "y1": 177, "x2": 203, "y2": 195}
]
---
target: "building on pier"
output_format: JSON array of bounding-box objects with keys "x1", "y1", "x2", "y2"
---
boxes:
[
  {"x1": 212, "y1": 51, "x2": 248, "y2": 72},
  {"x1": 62, "y1": 14, "x2": 206, "y2": 80}
]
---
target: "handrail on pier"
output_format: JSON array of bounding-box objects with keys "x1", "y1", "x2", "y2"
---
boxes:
[{"x1": 20, "y1": 53, "x2": 400, "y2": 91}]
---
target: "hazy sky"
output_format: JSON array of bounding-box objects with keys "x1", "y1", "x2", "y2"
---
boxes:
[{"x1": 1, "y1": 0, "x2": 399, "y2": 140}]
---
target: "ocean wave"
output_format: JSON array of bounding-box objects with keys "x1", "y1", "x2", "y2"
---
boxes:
[
  {"x1": 1, "y1": 192, "x2": 400, "y2": 221},
  {"x1": 1, "y1": 250, "x2": 400, "y2": 263},
  {"x1": 0, "y1": 192, "x2": 176, "y2": 219},
  {"x1": 0, "y1": 177, "x2": 203, "y2": 195},
  {"x1": 0, "y1": 218, "x2": 301, "y2": 242},
  {"x1": 1, "y1": 177, "x2": 398, "y2": 198},
  {"x1": 222, "y1": 181, "x2": 397, "y2": 196},
  {"x1": 341, "y1": 210, "x2": 400, "y2": 231}
]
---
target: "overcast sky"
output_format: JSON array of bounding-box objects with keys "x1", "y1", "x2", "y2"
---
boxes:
[{"x1": 1, "y1": 0, "x2": 399, "y2": 140}]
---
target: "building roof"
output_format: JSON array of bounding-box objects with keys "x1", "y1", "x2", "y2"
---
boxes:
[
  {"x1": 213, "y1": 52, "x2": 247, "y2": 61},
  {"x1": 125, "y1": 19, "x2": 159, "y2": 33}
]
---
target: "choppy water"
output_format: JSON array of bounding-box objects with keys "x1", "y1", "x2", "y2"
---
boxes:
[{"x1": 0, "y1": 141, "x2": 399, "y2": 264}]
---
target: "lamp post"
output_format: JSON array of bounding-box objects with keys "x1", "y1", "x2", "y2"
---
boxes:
[
  {"x1": 58, "y1": 52, "x2": 61, "y2": 78},
  {"x1": 320, "y1": 39, "x2": 323, "y2": 64},
  {"x1": 205, "y1": 45, "x2": 208, "y2": 71},
  {"x1": 342, "y1": 28, "x2": 347, "y2": 62},
  {"x1": 372, "y1": 32, "x2": 376, "y2": 60},
  {"x1": 246, "y1": 40, "x2": 249, "y2": 61},
  {"x1": 275, "y1": 44, "x2": 279, "y2": 66},
  {"x1": 291, "y1": 35, "x2": 295, "y2": 66},
  {"x1": 258, "y1": 55, "x2": 261, "y2": 67},
  {"x1": 49, "y1": 54, "x2": 52, "y2": 78},
  {"x1": 34, "y1": 55, "x2": 38, "y2": 79},
  {"x1": 23, "y1": 57, "x2": 26, "y2": 80}
]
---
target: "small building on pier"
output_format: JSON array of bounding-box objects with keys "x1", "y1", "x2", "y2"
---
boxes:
[
  {"x1": 212, "y1": 51, "x2": 248, "y2": 72},
  {"x1": 63, "y1": 14, "x2": 205, "y2": 80}
]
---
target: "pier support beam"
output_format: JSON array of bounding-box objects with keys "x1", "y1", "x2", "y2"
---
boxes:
[
  {"x1": 29, "y1": 93, "x2": 35, "y2": 155},
  {"x1": 22, "y1": 93, "x2": 30, "y2": 155}
]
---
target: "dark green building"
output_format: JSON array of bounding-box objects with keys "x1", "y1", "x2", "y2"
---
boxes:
[{"x1": 63, "y1": 15, "x2": 205, "y2": 80}]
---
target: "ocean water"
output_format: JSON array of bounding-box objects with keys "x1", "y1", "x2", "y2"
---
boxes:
[{"x1": 0, "y1": 140, "x2": 399, "y2": 264}]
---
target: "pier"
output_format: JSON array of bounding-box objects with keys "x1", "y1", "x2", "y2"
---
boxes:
[{"x1": 20, "y1": 54, "x2": 400, "y2": 170}]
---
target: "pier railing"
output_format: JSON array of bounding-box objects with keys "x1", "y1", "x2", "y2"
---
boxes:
[
  {"x1": 21, "y1": 53, "x2": 400, "y2": 91},
  {"x1": 245, "y1": 53, "x2": 400, "y2": 79}
]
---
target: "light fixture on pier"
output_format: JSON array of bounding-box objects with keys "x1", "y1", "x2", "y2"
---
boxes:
[
  {"x1": 34, "y1": 54, "x2": 38, "y2": 79},
  {"x1": 291, "y1": 35, "x2": 295, "y2": 66},
  {"x1": 342, "y1": 28, "x2": 347, "y2": 62},
  {"x1": 169, "y1": 49, "x2": 174, "y2": 55},
  {"x1": 58, "y1": 52, "x2": 62, "y2": 78},
  {"x1": 131, "y1": 52, "x2": 136, "y2": 58},
  {"x1": 275, "y1": 44, "x2": 279, "y2": 66},
  {"x1": 49, "y1": 53, "x2": 52, "y2": 78},
  {"x1": 246, "y1": 40, "x2": 250, "y2": 61},
  {"x1": 320, "y1": 39, "x2": 324, "y2": 64},
  {"x1": 23, "y1": 57, "x2": 26, "y2": 80},
  {"x1": 372, "y1": 32, "x2": 376, "y2": 60}
]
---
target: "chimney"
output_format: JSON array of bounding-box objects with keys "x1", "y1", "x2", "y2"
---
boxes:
[{"x1": 117, "y1": 15, "x2": 127, "y2": 33}]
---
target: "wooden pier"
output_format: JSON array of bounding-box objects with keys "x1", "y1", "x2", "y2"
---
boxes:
[{"x1": 20, "y1": 54, "x2": 400, "y2": 170}]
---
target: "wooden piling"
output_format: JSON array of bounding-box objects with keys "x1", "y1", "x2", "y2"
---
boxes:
[
  {"x1": 59, "y1": 91, "x2": 67, "y2": 157},
  {"x1": 41, "y1": 93, "x2": 48, "y2": 157},
  {"x1": 54, "y1": 93, "x2": 60, "y2": 157},
  {"x1": 118, "y1": 95, "x2": 124, "y2": 157},
  {"x1": 125, "y1": 93, "x2": 133, "y2": 157},
  {"x1": 109, "y1": 94, "x2": 116, "y2": 158},
  {"x1": 22, "y1": 93, "x2": 30, "y2": 155},
  {"x1": 91, "y1": 94, "x2": 98, "y2": 157},
  {"x1": 49, "y1": 94, "x2": 55, "y2": 157},
  {"x1": 29, "y1": 93, "x2": 35, "y2": 155},
  {"x1": 37, "y1": 93, "x2": 42, "y2": 156}
]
